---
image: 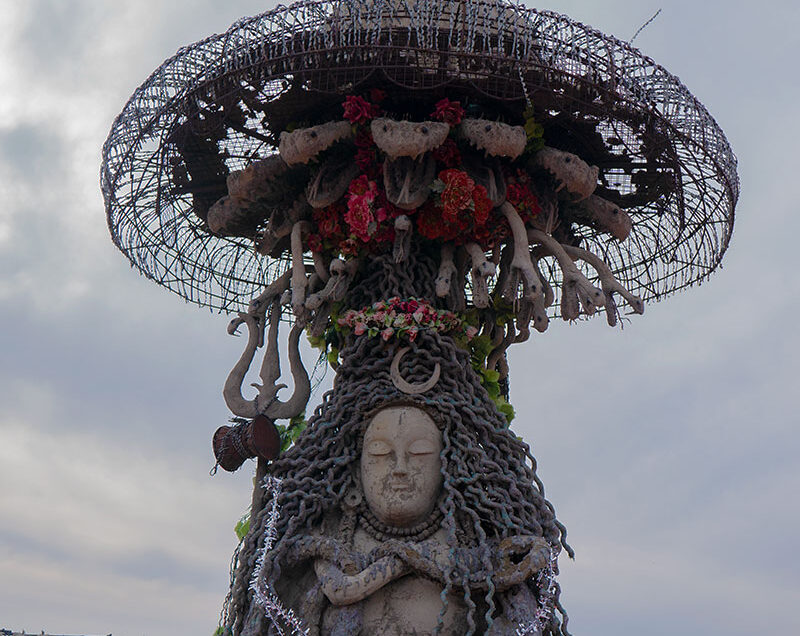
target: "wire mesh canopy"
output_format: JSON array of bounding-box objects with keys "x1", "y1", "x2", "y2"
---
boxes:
[{"x1": 101, "y1": 0, "x2": 738, "y2": 313}]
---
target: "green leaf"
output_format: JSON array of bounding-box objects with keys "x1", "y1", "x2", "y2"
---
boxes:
[
  {"x1": 235, "y1": 513, "x2": 251, "y2": 541},
  {"x1": 470, "y1": 334, "x2": 493, "y2": 362},
  {"x1": 526, "y1": 137, "x2": 545, "y2": 153},
  {"x1": 498, "y1": 400, "x2": 516, "y2": 424}
]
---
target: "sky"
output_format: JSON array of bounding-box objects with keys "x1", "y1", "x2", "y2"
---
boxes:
[{"x1": 0, "y1": 1, "x2": 797, "y2": 635}]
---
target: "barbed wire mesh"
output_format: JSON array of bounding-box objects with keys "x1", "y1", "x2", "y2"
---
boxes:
[{"x1": 102, "y1": 0, "x2": 738, "y2": 314}]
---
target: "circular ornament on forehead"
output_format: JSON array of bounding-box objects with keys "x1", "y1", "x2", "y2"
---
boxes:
[
  {"x1": 360, "y1": 406, "x2": 443, "y2": 528},
  {"x1": 390, "y1": 346, "x2": 441, "y2": 395}
]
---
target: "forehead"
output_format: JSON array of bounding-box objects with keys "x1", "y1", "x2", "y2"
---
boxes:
[{"x1": 365, "y1": 406, "x2": 439, "y2": 440}]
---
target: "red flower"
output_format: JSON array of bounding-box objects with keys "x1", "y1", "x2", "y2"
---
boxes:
[
  {"x1": 472, "y1": 184, "x2": 492, "y2": 226},
  {"x1": 306, "y1": 233, "x2": 323, "y2": 253},
  {"x1": 354, "y1": 129, "x2": 374, "y2": 148},
  {"x1": 355, "y1": 146, "x2": 377, "y2": 173},
  {"x1": 343, "y1": 96, "x2": 379, "y2": 123},
  {"x1": 432, "y1": 138, "x2": 461, "y2": 168},
  {"x1": 483, "y1": 213, "x2": 511, "y2": 248},
  {"x1": 431, "y1": 98, "x2": 465, "y2": 126},
  {"x1": 313, "y1": 205, "x2": 344, "y2": 239},
  {"x1": 339, "y1": 236, "x2": 360, "y2": 256},
  {"x1": 416, "y1": 203, "x2": 446, "y2": 240},
  {"x1": 369, "y1": 88, "x2": 387, "y2": 104},
  {"x1": 505, "y1": 169, "x2": 542, "y2": 223},
  {"x1": 344, "y1": 201, "x2": 374, "y2": 242},
  {"x1": 347, "y1": 174, "x2": 377, "y2": 199},
  {"x1": 438, "y1": 169, "x2": 475, "y2": 221}
]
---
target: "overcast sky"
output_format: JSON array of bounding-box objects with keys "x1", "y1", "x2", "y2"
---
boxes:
[{"x1": 0, "y1": 1, "x2": 798, "y2": 635}]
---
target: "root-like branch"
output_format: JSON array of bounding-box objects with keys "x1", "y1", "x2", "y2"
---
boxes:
[
  {"x1": 500, "y1": 203, "x2": 543, "y2": 304},
  {"x1": 290, "y1": 221, "x2": 311, "y2": 322},
  {"x1": 527, "y1": 229, "x2": 606, "y2": 320},
  {"x1": 464, "y1": 242, "x2": 496, "y2": 309},
  {"x1": 393, "y1": 215, "x2": 413, "y2": 263},
  {"x1": 563, "y1": 245, "x2": 644, "y2": 325},
  {"x1": 435, "y1": 243, "x2": 457, "y2": 298}
]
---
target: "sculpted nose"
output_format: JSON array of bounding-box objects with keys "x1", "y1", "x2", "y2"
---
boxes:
[{"x1": 392, "y1": 453, "x2": 409, "y2": 476}]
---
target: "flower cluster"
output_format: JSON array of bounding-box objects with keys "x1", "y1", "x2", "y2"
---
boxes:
[
  {"x1": 306, "y1": 94, "x2": 543, "y2": 257},
  {"x1": 337, "y1": 297, "x2": 478, "y2": 343},
  {"x1": 505, "y1": 168, "x2": 542, "y2": 223},
  {"x1": 418, "y1": 169, "x2": 493, "y2": 244}
]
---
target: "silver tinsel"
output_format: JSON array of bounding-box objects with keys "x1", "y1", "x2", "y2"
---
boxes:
[{"x1": 249, "y1": 476, "x2": 310, "y2": 636}]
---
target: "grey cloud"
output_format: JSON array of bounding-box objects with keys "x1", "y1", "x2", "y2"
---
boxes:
[
  {"x1": 0, "y1": 123, "x2": 68, "y2": 180},
  {"x1": 2, "y1": 0, "x2": 799, "y2": 635}
]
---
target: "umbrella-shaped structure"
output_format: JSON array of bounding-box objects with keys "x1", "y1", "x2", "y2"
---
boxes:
[{"x1": 101, "y1": 1, "x2": 738, "y2": 634}]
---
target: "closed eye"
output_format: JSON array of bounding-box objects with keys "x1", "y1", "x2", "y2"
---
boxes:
[
  {"x1": 366, "y1": 440, "x2": 392, "y2": 456},
  {"x1": 408, "y1": 439, "x2": 436, "y2": 455}
]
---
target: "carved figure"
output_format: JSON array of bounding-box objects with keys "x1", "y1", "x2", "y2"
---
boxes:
[
  {"x1": 207, "y1": 195, "x2": 248, "y2": 236},
  {"x1": 562, "y1": 194, "x2": 633, "y2": 241},
  {"x1": 383, "y1": 155, "x2": 437, "y2": 209},
  {"x1": 231, "y1": 306, "x2": 571, "y2": 635},
  {"x1": 227, "y1": 155, "x2": 290, "y2": 207},
  {"x1": 279, "y1": 121, "x2": 353, "y2": 166},
  {"x1": 530, "y1": 147, "x2": 599, "y2": 202},
  {"x1": 306, "y1": 157, "x2": 360, "y2": 209},
  {"x1": 459, "y1": 119, "x2": 527, "y2": 159},
  {"x1": 371, "y1": 118, "x2": 450, "y2": 159}
]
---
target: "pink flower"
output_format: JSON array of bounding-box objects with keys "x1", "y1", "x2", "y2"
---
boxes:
[
  {"x1": 465, "y1": 326, "x2": 479, "y2": 340},
  {"x1": 344, "y1": 198, "x2": 375, "y2": 242},
  {"x1": 381, "y1": 327, "x2": 394, "y2": 341},
  {"x1": 354, "y1": 323, "x2": 367, "y2": 336}
]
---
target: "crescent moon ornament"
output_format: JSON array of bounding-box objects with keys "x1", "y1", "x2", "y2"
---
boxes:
[{"x1": 390, "y1": 347, "x2": 441, "y2": 395}]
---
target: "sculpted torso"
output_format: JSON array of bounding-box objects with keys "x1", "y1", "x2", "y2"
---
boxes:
[{"x1": 314, "y1": 406, "x2": 468, "y2": 634}]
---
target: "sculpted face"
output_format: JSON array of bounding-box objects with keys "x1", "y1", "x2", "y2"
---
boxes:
[{"x1": 360, "y1": 406, "x2": 443, "y2": 527}]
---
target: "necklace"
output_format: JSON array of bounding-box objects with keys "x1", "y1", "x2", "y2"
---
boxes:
[{"x1": 358, "y1": 503, "x2": 443, "y2": 542}]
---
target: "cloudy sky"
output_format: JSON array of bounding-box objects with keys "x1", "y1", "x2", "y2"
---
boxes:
[{"x1": 0, "y1": 1, "x2": 797, "y2": 635}]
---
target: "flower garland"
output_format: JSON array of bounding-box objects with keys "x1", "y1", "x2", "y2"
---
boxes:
[
  {"x1": 304, "y1": 94, "x2": 544, "y2": 259},
  {"x1": 313, "y1": 297, "x2": 516, "y2": 423},
  {"x1": 336, "y1": 297, "x2": 478, "y2": 343}
]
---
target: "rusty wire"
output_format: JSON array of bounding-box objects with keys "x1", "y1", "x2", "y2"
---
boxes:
[{"x1": 102, "y1": 0, "x2": 738, "y2": 314}]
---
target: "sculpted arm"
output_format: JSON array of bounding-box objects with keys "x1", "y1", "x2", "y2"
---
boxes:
[{"x1": 313, "y1": 556, "x2": 410, "y2": 606}]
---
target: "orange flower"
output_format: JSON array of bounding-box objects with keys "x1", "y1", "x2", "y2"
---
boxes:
[{"x1": 438, "y1": 169, "x2": 475, "y2": 221}]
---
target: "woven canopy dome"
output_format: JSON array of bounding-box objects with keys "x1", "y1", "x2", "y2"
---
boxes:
[{"x1": 101, "y1": 0, "x2": 738, "y2": 313}]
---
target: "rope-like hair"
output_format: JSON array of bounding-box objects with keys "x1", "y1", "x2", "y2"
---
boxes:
[{"x1": 224, "y1": 250, "x2": 572, "y2": 635}]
